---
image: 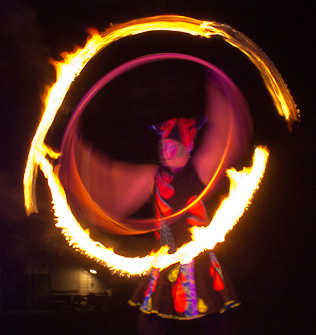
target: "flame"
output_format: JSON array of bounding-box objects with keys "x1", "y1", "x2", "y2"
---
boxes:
[
  {"x1": 24, "y1": 15, "x2": 295, "y2": 275},
  {"x1": 155, "y1": 146, "x2": 269, "y2": 268},
  {"x1": 32, "y1": 145, "x2": 268, "y2": 276}
]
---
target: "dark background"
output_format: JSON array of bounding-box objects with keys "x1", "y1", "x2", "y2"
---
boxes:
[{"x1": 0, "y1": 0, "x2": 315, "y2": 334}]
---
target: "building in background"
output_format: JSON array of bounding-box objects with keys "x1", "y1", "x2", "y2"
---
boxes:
[{"x1": 1, "y1": 258, "x2": 112, "y2": 312}]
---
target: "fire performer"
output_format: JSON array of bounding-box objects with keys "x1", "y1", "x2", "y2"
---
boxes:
[
  {"x1": 56, "y1": 55, "x2": 252, "y2": 333},
  {"x1": 128, "y1": 79, "x2": 252, "y2": 334},
  {"x1": 23, "y1": 17, "x2": 298, "y2": 334}
]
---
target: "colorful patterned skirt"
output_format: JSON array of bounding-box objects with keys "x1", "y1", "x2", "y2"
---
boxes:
[{"x1": 129, "y1": 251, "x2": 240, "y2": 320}]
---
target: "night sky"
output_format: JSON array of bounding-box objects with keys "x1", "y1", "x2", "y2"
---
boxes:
[{"x1": 0, "y1": 0, "x2": 315, "y2": 334}]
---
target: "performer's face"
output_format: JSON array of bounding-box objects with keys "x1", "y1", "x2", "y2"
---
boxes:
[{"x1": 160, "y1": 138, "x2": 190, "y2": 171}]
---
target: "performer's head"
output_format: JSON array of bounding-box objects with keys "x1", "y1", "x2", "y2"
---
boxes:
[
  {"x1": 151, "y1": 117, "x2": 205, "y2": 172},
  {"x1": 160, "y1": 137, "x2": 190, "y2": 171}
]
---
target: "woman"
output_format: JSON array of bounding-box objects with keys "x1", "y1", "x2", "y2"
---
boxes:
[
  {"x1": 58, "y1": 63, "x2": 252, "y2": 334},
  {"x1": 129, "y1": 81, "x2": 251, "y2": 334}
]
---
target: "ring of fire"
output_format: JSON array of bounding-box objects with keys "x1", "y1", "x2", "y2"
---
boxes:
[
  {"x1": 23, "y1": 15, "x2": 298, "y2": 276},
  {"x1": 60, "y1": 53, "x2": 236, "y2": 229}
]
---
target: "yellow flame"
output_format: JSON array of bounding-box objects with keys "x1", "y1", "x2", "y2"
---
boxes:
[
  {"x1": 34, "y1": 145, "x2": 268, "y2": 276},
  {"x1": 24, "y1": 15, "x2": 295, "y2": 275},
  {"x1": 24, "y1": 15, "x2": 298, "y2": 214},
  {"x1": 155, "y1": 146, "x2": 269, "y2": 268}
]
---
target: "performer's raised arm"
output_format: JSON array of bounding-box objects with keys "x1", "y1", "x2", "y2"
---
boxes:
[
  {"x1": 193, "y1": 75, "x2": 253, "y2": 186},
  {"x1": 76, "y1": 140, "x2": 158, "y2": 218}
]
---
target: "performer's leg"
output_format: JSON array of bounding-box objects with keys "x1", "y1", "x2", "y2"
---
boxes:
[
  {"x1": 200, "y1": 311, "x2": 234, "y2": 335},
  {"x1": 137, "y1": 312, "x2": 172, "y2": 335}
]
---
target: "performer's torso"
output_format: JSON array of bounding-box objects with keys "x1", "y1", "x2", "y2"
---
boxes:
[{"x1": 154, "y1": 162, "x2": 208, "y2": 249}]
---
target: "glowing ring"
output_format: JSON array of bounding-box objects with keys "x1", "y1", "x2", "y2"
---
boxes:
[
  {"x1": 24, "y1": 15, "x2": 298, "y2": 275},
  {"x1": 61, "y1": 53, "x2": 235, "y2": 226}
]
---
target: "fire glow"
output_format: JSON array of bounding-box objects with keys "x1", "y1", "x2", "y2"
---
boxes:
[
  {"x1": 33, "y1": 144, "x2": 269, "y2": 276},
  {"x1": 24, "y1": 15, "x2": 297, "y2": 276}
]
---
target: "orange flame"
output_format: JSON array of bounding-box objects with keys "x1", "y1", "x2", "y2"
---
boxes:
[
  {"x1": 36, "y1": 145, "x2": 269, "y2": 275},
  {"x1": 24, "y1": 15, "x2": 296, "y2": 275}
]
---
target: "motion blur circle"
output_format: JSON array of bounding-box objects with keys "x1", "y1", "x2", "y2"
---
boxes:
[
  {"x1": 59, "y1": 53, "x2": 243, "y2": 235},
  {"x1": 23, "y1": 15, "x2": 296, "y2": 275}
]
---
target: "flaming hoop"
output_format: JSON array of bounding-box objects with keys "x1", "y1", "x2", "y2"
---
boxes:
[{"x1": 24, "y1": 15, "x2": 298, "y2": 276}]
